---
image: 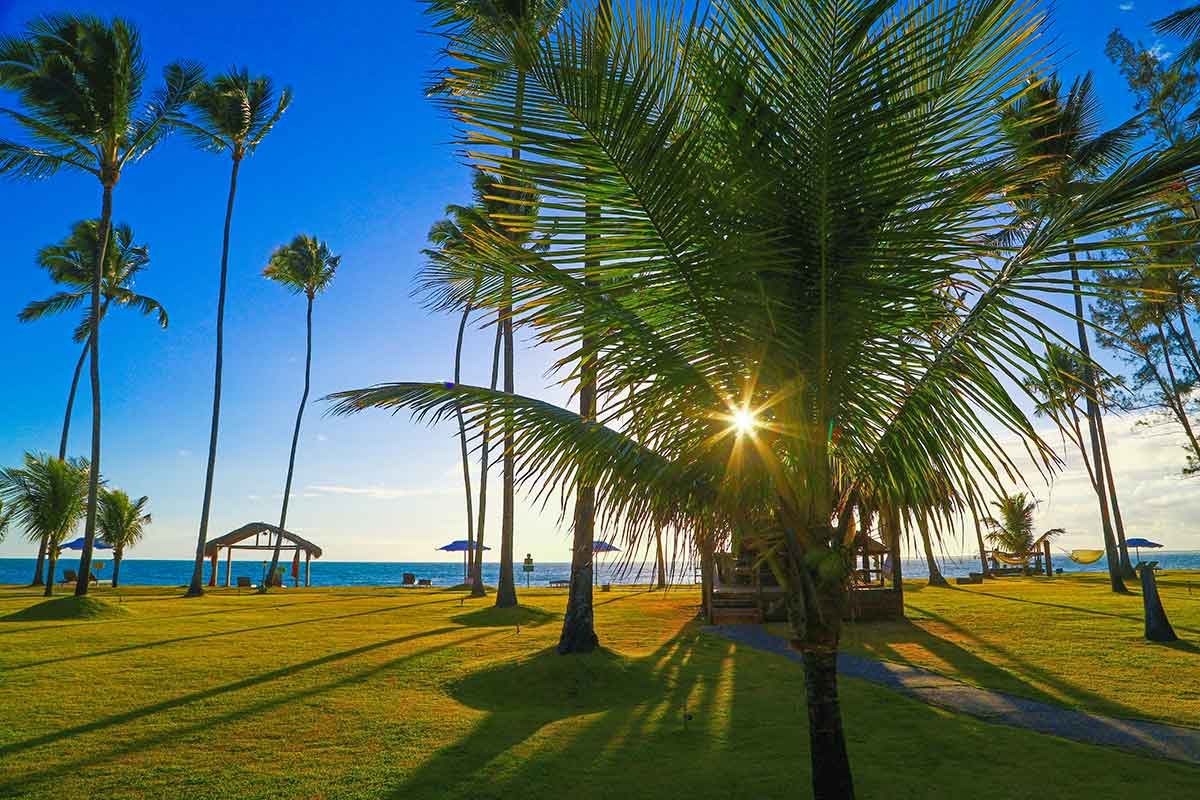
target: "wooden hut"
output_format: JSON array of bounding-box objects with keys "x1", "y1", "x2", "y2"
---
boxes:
[
  {"x1": 706, "y1": 531, "x2": 903, "y2": 624},
  {"x1": 204, "y1": 522, "x2": 323, "y2": 588}
]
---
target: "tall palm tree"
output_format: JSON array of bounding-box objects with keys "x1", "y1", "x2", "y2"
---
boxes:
[
  {"x1": 1157, "y1": 5, "x2": 1200, "y2": 66},
  {"x1": 0, "y1": 499, "x2": 11, "y2": 543},
  {"x1": 333, "y1": 3, "x2": 1200, "y2": 795},
  {"x1": 984, "y1": 493, "x2": 1064, "y2": 572},
  {"x1": 262, "y1": 235, "x2": 339, "y2": 586},
  {"x1": 0, "y1": 454, "x2": 90, "y2": 597},
  {"x1": 96, "y1": 488, "x2": 150, "y2": 589},
  {"x1": 18, "y1": 220, "x2": 166, "y2": 585},
  {"x1": 999, "y1": 73, "x2": 1137, "y2": 589},
  {"x1": 0, "y1": 15, "x2": 197, "y2": 598},
  {"x1": 427, "y1": 0, "x2": 568, "y2": 609},
  {"x1": 179, "y1": 69, "x2": 292, "y2": 597}
]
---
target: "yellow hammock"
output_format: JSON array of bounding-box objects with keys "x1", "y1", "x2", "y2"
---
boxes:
[
  {"x1": 991, "y1": 551, "x2": 1030, "y2": 566},
  {"x1": 1067, "y1": 549, "x2": 1105, "y2": 565}
]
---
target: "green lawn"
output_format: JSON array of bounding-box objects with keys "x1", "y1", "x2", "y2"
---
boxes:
[
  {"x1": 837, "y1": 571, "x2": 1200, "y2": 728},
  {"x1": 0, "y1": 583, "x2": 1197, "y2": 799}
]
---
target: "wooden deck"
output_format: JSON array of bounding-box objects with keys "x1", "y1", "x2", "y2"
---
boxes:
[{"x1": 710, "y1": 581, "x2": 903, "y2": 623}]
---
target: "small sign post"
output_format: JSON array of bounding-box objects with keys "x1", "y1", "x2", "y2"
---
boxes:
[{"x1": 523, "y1": 553, "x2": 535, "y2": 587}]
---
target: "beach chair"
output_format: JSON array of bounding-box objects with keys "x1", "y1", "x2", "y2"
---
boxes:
[
  {"x1": 236, "y1": 576, "x2": 254, "y2": 594},
  {"x1": 401, "y1": 573, "x2": 416, "y2": 587},
  {"x1": 417, "y1": 578, "x2": 433, "y2": 587},
  {"x1": 61, "y1": 569, "x2": 78, "y2": 585}
]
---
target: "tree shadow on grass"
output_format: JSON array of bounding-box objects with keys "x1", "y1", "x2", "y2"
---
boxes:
[
  {"x1": 388, "y1": 629, "x2": 705, "y2": 797},
  {"x1": 450, "y1": 605, "x2": 556, "y2": 629},
  {"x1": 0, "y1": 625, "x2": 501, "y2": 797}
]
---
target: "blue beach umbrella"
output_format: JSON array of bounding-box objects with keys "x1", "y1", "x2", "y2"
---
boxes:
[
  {"x1": 1124, "y1": 538, "x2": 1163, "y2": 563},
  {"x1": 437, "y1": 540, "x2": 491, "y2": 582},
  {"x1": 592, "y1": 540, "x2": 620, "y2": 585},
  {"x1": 60, "y1": 537, "x2": 113, "y2": 551}
]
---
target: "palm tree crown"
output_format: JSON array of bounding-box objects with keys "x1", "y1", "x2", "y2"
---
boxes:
[
  {"x1": 0, "y1": 454, "x2": 91, "y2": 550},
  {"x1": 984, "y1": 493, "x2": 1064, "y2": 556},
  {"x1": 97, "y1": 489, "x2": 151, "y2": 554},
  {"x1": 18, "y1": 220, "x2": 167, "y2": 341},
  {"x1": 0, "y1": 14, "x2": 199, "y2": 182},
  {"x1": 263, "y1": 235, "x2": 340, "y2": 298},
  {"x1": 180, "y1": 68, "x2": 292, "y2": 160}
]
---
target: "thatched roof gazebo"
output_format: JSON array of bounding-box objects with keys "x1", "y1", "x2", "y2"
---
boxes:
[{"x1": 204, "y1": 522, "x2": 323, "y2": 588}]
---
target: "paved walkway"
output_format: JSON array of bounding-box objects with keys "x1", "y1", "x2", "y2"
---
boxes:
[{"x1": 704, "y1": 624, "x2": 1200, "y2": 764}]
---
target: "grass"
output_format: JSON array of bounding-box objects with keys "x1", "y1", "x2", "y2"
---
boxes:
[
  {"x1": 0, "y1": 582, "x2": 1197, "y2": 799},
  {"x1": 836, "y1": 571, "x2": 1200, "y2": 728}
]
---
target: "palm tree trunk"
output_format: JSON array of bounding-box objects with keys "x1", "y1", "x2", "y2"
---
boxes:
[
  {"x1": 189, "y1": 156, "x2": 241, "y2": 597},
  {"x1": 267, "y1": 292, "x2": 314, "y2": 582},
  {"x1": 471, "y1": 323, "x2": 504, "y2": 597},
  {"x1": 655, "y1": 526, "x2": 667, "y2": 589},
  {"x1": 454, "y1": 301, "x2": 475, "y2": 581},
  {"x1": 44, "y1": 547, "x2": 58, "y2": 598},
  {"x1": 31, "y1": 535, "x2": 49, "y2": 587},
  {"x1": 74, "y1": 183, "x2": 114, "y2": 598},
  {"x1": 917, "y1": 513, "x2": 947, "y2": 587},
  {"x1": 495, "y1": 69, "x2": 527, "y2": 610},
  {"x1": 1094, "y1": 409, "x2": 1134, "y2": 575},
  {"x1": 972, "y1": 515, "x2": 990, "y2": 578},
  {"x1": 1071, "y1": 259, "x2": 1127, "y2": 593},
  {"x1": 112, "y1": 549, "x2": 122, "y2": 589},
  {"x1": 559, "y1": 191, "x2": 601, "y2": 651}
]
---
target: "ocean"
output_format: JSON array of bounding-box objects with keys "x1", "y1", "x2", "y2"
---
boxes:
[{"x1": 3, "y1": 551, "x2": 1199, "y2": 588}]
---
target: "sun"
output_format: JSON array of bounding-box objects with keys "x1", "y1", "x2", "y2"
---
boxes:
[{"x1": 732, "y1": 407, "x2": 757, "y2": 436}]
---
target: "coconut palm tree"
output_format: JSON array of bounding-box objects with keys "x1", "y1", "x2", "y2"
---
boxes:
[
  {"x1": 0, "y1": 454, "x2": 91, "y2": 597},
  {"x1": 333, "y1": 3, "x2": 1200, "y2": 795},
  {"x1": 0, "y1": 499, "x2": 11, "y2": 543},
  {"x1": 1157, "y1": 5, "x2": 1200, "y2": 66},
  {"x1": 96, "y1": 489, "x2": 150, "y2": 589},
  {"x1": 427, "y1": 0, "x2": 568, "y2": 609},
  {"x1": 984, "y1": 493, "x2": 1064, "y2": 572},
  {"x1": 998, "y1": 72, "x2": 1138, "y2": 589},
  {"x1": 178, "y1": 68, "x2": 292, "y2": 597},
  {"x1": 17, "y1": 220, "x2": 166, "y2": 585},
  {"x1": 261, "y1": 235, "x2": 339, "y2": 586},
  {"x1": 0, "y1": 15, "x2": 197, "y2": 598}
]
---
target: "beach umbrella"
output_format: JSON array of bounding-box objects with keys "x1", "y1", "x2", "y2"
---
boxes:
[
  {"x1": 59, "y1": 536, "x2": 112, "y2": 551},
  {"x1": 592, "y1": 540, "x2": 620, "y2": 585},
  {"x1": 1124, "y1": 538, "x2": 1163, "y2": 563},
  {"x1": 437, "y1": 539, "x2": 491, "y2": 582}
]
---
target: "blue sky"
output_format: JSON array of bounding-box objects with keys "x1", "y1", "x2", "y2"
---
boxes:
[{"x1": 1, "y1": 0, "x2": 1197, "y2": 564}]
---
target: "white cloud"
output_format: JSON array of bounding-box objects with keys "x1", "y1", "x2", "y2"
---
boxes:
[
  {"x1": 1148, "y1": 41, "x2": 1173, "y2": 62},
  {"x1": 177, "y1": 449, "x2": 192, "y2": 457},
  {"x1": 1118, "y1": 2, "x2": 1134, "y2": 11},
  {"x1": 315, "y1": 433, "x2": 328, "y2": 442},
  {"x1": 305, "y1": 483, "x2": 457, "y2": 500}
]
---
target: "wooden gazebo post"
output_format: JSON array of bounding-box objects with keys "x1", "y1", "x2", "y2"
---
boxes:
[
  {"x1": 305, "y1": 551, "x2": 311, "y2": 587},
  {"x1": 225, "y1": 546, "x2": 233, "y2": 587},
  {"x1": 208, "y1": 548, "x2": 219, "y2": 587}
]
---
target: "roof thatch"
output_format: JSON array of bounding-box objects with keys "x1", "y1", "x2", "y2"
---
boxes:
[
  {"x1": 854, "y1": 534, "x2": 890, "y2": 556},
  {"x1": 204, "y1": 522, "x2": 323, "y2": 558}
]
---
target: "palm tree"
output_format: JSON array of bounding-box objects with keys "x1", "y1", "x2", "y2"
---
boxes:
[
  {"x1": 998, "y1": 72, "x2": 1137, "y2": 590},
  {"x1": 0, "y1": 454, "x2": 91, "y2": 597},
  {"x1": 1157, "y1": 5, "x2": 1200, "y2": 66},
  {"x1": 0, "y1": 499, "x2": 11, "y2": 543},
  {"x1": 96, "y1": 489, "x2": 150, "y2": 589},
  {"x1": 179, "y1": 69, "x2": 292, "y2": 597},
  {"x1": 333, "y1": 3, "x2": 1200, "y2": 795},
  {"x1": 262, "y1": 235, "x2": 339, "y2": 586},
  {"x1": 0, "y1": 15, "x2": 197, "y2": 598},
  {"x1": 427, "y1": 0, "x2": 568, "y2": 609},
  {"x1": 984, "y1": 493, "x2": 1064, "y2": 573},
  {"x1": 17, "y1": 220, "x2": 166, "y2": 585}
]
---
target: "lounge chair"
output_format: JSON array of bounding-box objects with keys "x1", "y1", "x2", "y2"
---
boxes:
[
  {"x1": 236, "y1": 576, "x2": 255, "y2": 594},
  {"x1": 61, "y1": 569, "x2": 78, "y2": 585},
  {"x1": 401, "y1": 573, "x2": 416, "y2": 587},
  {"x1": 417, "y1": 578, "x2": 432, "y2": 587},
  {"x1": 549, "y1": 579, "x2": 570, "y2": 588}
]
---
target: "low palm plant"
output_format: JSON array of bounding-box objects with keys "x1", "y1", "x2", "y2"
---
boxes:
[
  {"x1": 0, "y1": 14, "x2": 197, "y2": 597},
  {"x1": 96, "y1": 489, "x2": 150, "y2": 589},
  {"x1": 18, "y1": 220, "x2": 166, "y2": 585},
  {"x1": 0, "y1": 454, "x2": 91, "y2": 597},
  {"x1": 984, "y1": 493, "x2": 1064, "y2": 571},
  {"x1": 333, "y1": 3, "x2": 1200, "y2": 796},
  {"x1": 262, "y1": 235, "x2": 339, "y2": 586},
  {"x1": 178, "y1": 68, "x2": 292, "y2": 597}
]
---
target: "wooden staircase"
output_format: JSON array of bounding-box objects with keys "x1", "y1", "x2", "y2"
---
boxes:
[{"x1": 711, "y1": 593, "x2": 762, "y2": 624}]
